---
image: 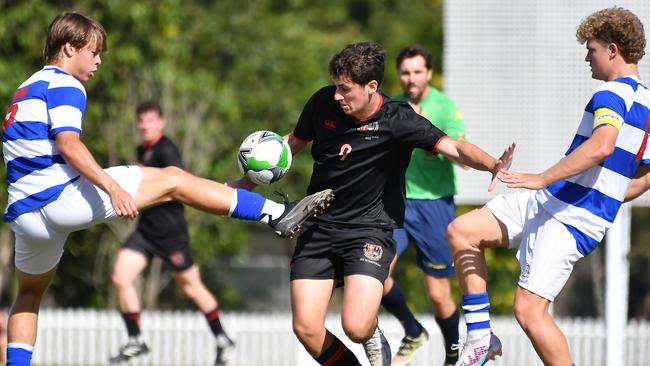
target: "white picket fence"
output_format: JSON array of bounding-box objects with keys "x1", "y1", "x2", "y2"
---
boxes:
[{"x1": 32, "y1": 308, "x2": 650, "y2": 365}]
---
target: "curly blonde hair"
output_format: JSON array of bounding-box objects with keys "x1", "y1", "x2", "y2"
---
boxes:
[{"x1": 576, "y1": 7, "x2": 646, "y2": 64}]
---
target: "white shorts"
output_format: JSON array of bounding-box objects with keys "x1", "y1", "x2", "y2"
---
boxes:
[
  {"x1": 10, "y1": 165, "x2": 142, "y2": 274},
  {"x1": 486, "y1": 191, "x2": 584, "y2": 301}
]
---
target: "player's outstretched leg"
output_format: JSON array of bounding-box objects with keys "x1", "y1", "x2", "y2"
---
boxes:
[
  {"x1": 267, "y1": 189, "x2": 334, "y2": 237},
  {"x1": 135, "y1": 167, "x2": 334, "y2": 239}
]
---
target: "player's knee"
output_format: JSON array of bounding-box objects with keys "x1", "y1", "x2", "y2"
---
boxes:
[
  {"x1": 513, "y1": 297, "x2": 537, "y2": 331},
  {"x1": 427, "y1": 288, "x2": 451, "y2": 308},
  {"x1": 342, "y1": 321, "x2": 374, "y2": 343},
  {"x1": 14, "y1": 286, "x2": 48, "y2": 312},
  {"x1": 161, "y1": 166, "x2": 190, "y2": 190},
  {"x1": 446, "y1": 218, "x2": 467, "y2": 249},
  {"x1": 292, "y1": 318, "x2": 322, "y2": 341},
  {"x1": 513, "y1": 302, "x2": 529, "y2": 330},
  {"x1": 111, "y1": 271, "x2": 131, "y2": 289},
  {"x1": 178, "y1": 281, "x2": 203, "y2": 300},
  {"x1": 383, "y1": 276, "x2": 394, "y2": 295}
]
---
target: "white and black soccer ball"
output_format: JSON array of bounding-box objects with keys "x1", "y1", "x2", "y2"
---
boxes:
[{"x1": 237, "y1": 130, "x2": 292, "y2": 185}]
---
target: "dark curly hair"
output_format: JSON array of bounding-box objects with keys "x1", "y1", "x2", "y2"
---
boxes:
[
  {"x1": 328, "y1": 42, "x2": 385, "y2": 86},
  {"x1": 576, "y1": 7, "x2": 645, "y2": 64},
  {"x1": 396, "y1": 44, "x2": 433, "y2": 70}
]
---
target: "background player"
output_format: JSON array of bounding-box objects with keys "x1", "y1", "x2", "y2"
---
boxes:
[
  {"x1": 109, "y1": 101, "x2": 235, "y2": 365},
  {"x1": 284, "y1": 41, "x2": 514, "y2": 366},
  {"x1": 449, "y1": 7, "x2": 648, "y2": 365},
  {"x1": 382, "y1": 44, "x2": 464, "y2": 366},
  {"x1": 3, "y1": 12, "x2": 332, "y2": 366}
]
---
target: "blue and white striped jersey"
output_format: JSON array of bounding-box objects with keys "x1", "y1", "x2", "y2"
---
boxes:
[
  {"x1": 535, "y1": 76, "x2": 650, "y2": 256},
  {"x1": 3, "y1": 66, "x2": 85, "y2": 222}
]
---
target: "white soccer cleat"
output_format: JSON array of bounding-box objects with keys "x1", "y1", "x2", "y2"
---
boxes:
[
  {"x1": 215, "y1": 334, "x2": 236, "y2": 365},
  {"x1": 363, "y1": 325, "x2": 392, "y2": 366},
  {"x1": 455, "y1": 332, "x2": 502, "y2": 366},
  {"x1": 109, "y1": 341, "x2": 149, "y2": 364},
  {"x1": 392, "y1": 327, "x2": 429, "y2": 366}
]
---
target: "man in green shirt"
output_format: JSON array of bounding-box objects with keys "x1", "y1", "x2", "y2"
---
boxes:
[{"x1": 382, "y1": 45, "x2": 465, "y2": 366}]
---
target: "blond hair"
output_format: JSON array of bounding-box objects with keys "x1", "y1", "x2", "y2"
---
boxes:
[
  {"x1": 576, "y1": 7, "x2": 645, "y2": 64},
  {"x1": 44, "y1": 12, "x2": 107, "y2": 63}
]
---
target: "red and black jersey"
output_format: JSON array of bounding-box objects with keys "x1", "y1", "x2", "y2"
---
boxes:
[
  {"x1": 136, "y1": 136, "x2": 189, "y2": 242},
  {"x1": 294, "y1": 85, "x2": 447, "y2": 229}
]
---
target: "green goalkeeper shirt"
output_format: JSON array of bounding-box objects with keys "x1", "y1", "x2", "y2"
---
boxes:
[{"x1": 393, "y1": 87, "x2": 466, "y2": 200}]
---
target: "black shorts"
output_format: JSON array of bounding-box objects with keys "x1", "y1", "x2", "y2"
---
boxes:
[
  {"x1": 123, "y1": 230, "x2": 194, "y2": 272},
  {"x1": 290, "y1": 223, "x2": 396, "y2": 285}
]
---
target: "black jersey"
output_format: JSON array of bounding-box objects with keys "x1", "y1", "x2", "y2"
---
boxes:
[
  {"x1": 136, "y1": 136, "x2": 189, "y2": 241},
  {"x1": 294, "y1": 86, "x2": 447, "y2": 229}
]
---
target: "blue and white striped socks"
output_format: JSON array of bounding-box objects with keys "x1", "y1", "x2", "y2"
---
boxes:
[
  {"x1": 461, "y1": 292, "x2": 491, "y2": 341},
  {"x1": 7, "y1": 343, "x2": 33, "y2": 366}
]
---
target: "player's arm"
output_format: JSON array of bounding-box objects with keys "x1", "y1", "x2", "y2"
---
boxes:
[
  {"x1": 443, "y1": 107, "x2": 470, "y2": 170},
  {"x1": 285, "y1": 131, "x2": 309, "y2": 155},
  {"x1": 56, "y1": 131, "x2": 138, "y2": 218},
  {"x1": 436, "y1": 137, "x2": 515, "y2": 192},
  {"x1": 625, "y1": 164, "x2": 650, "y2": 202},
  {"x1": 499, "y1": 119, "x2": 619, "y2": 190}
]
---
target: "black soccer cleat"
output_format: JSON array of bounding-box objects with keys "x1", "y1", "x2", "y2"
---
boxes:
[
  {"x1": 109, "y1": 341, "x2": 149, "y2": 364},
  {"x1": 268, "y1": 189, "x2": 334, "y2": 238}
]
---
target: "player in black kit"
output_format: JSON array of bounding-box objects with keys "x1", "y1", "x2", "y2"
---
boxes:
[
  {"x1": 285, "y1": 42, "x2": 515, "y2": 366},
  {"x1": 109, "y1": 101, "x2": 235, "y2": 365}
]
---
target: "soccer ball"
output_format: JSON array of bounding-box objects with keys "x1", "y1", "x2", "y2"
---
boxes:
[{"x1": 237, "y1": 131, "x2": 292, "y2": 185}]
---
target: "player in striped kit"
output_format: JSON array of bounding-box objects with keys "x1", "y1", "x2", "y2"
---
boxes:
[
  {"x1": 3, "y1": 12, "x2": 332, "y2": 366},
  {"x1": 448, "y1": 7, "x2": 649, "y2": 366}
]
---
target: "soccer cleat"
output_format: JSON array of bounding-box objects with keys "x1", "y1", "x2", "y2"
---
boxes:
[
  {"x1": 445, "y1": 345, "x2": 459, "y2": 366},
  {"x1": 455, "y1": 332, "x2": 502, "y2": 366},
  {"x1": 215, "y1": 334, "x2": 236, "y2": 365},
  {"x1": 363, "y1": 325, "x2": 392, "y2": 366},
  {"x1": 268, "y1": 189, "x2": 334, "y2": 238},
  {"x1": 392, "y1": 327, "x2": 429, "y2": 366},
  {"x1": 109, "y1": 341, "x2": 149, "y2": 364}
]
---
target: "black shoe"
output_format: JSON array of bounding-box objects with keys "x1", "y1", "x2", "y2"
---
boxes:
[
  {"x1": 268, "y1": 189, "x2": 334, "y2": 238},
  {"x1": 109, "y1": 341, "x2": 149, "y2": 364},
  {"x1": 215, "y1": 335, "x2": 236, "y2": 365}
]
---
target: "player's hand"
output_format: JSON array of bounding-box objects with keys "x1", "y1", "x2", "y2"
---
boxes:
[
  {"x1": 109, "y1": 186, "x2": 138, "y2": 220},
  {"x1": 488, "y1": 142, "x2": 516, "y2": 192},
  {"x1": 497, "y1": 170, "x2": 547, "y2": 190}
]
